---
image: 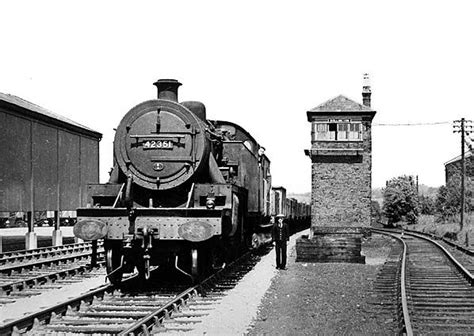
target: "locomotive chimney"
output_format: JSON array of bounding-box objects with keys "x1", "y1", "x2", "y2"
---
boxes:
[
  {"x1": 362, "y1": 73, "x2": 371, "y2": 108},
  {"x1": 153, "y1": 79, "x2": 182, "y2": 102}
]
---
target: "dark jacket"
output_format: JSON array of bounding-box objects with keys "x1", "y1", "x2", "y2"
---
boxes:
[{"x1": 272, "y1": 220, "x2": 289, "y2": 242}]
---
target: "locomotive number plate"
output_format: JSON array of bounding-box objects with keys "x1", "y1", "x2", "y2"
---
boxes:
[{"x1": 143, "y1": 140, "x2": 173, "y2": 150}]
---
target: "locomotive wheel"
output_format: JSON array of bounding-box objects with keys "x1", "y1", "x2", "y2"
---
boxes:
[{"x1": 106, "y1": 246, "x2": 124, "y2": 285}]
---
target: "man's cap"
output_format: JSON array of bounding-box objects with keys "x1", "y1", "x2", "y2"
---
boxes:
[{"x1": 276, "y1": 214, "x2": 285, "y2": 218}]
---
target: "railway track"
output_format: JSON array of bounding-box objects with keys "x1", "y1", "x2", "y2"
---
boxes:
[
  {"x1": 0, "y1": 243, "x2": 104, "y2": 275},
  {"x1": 0, "y1": 247, "x2": 271, "y2": 335},
  {"x1": 0, "y1": 242, "x2": 106, "y2": 306},
  {"x1": 0, "y1": 241, "x2": 103, "y2": 266},
  {"x1": 367, "y1": 234, "x2": 404, "y2": 333},
  {"x1": 403, "y1": 228, "x2": 474, "y2": 274},
  {"x1": 373, "y1": 229, "x2": 474, "y2": 335},
  {"x1": 0, "y1": 262, "x2": 105, "y2": 306}
]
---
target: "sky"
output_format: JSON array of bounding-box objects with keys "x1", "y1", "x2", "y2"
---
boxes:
[{"x1": 1, "y1": 1, "x2": 473, "y2": 194}]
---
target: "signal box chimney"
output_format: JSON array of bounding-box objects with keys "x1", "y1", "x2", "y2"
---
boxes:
[{"x1": 362, "y1": 73, "x2": 371, "y2": 108}]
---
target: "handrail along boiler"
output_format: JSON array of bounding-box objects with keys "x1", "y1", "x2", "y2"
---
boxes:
[{"x1": 73, "y1": 79, "x2": 276, "y2": 284}]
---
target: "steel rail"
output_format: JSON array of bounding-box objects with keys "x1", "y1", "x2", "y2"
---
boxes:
[
  {"x1": 0, "y1": 282, "x2": 112, "y2": 335},
  {"x1": 0, "y1": 261, "x2": 105, "y2": 294},
  {"x1": 1, "y1": 248, "x2": 261, "y2": 335},
  {"x1": 403, "y1": 228, "x2": 474, "y2": 256},
  {"x1": 375, "y1": 222, "x2": 473, "y2": 256},
  {"x1": 401, "y1": 232, "x2": 474, "y2": 333},
  {"x1": 0, "y1": 250, "x2": 105, "y2": 274},
  {"x1": 375, "y1": 227, "x2": 473, "y2": 284},
  {"x1": 0, "y1": 241, "x2": 104, "y2": 266},
  {"x1": 374, "y1": 227, "x2": 474, "y2": 335},
  {"x1": 118, "y1": 286, "x2": 199, "y2": 335},
  {"x1": 0, "y1": 243, "x2": 87, "y2": 259},
  {"x1": 0, "y1": 246, "x2": 91, "y2": 267},
  {"x1": 0, "y1": 271, "x2": 140, "y2": 335},
  {"x1": 372, "y1": 229, "x2": 413, "y2": 336},
  {"x1": 398, "y1": 235, "x2": 413, "y2": 336},
  {"x1": 0, "y1": 241, "x2": 102, "y2": 260},
  {"x1": 405, "y1": 231, "x2": 474, "y2": 285}
]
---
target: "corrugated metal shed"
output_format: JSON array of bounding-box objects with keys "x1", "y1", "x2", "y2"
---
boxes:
[
  {"x1": 0, "y1": 93, "x2": 100, "y2": 137},
  {"x1": 0, "y1": 92, "x2": 102, "y2": 213}
]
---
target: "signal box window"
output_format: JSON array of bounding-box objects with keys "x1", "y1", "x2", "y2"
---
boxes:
[{"x1": 313, "y1": 122, "x2": 362, "y2": 141}]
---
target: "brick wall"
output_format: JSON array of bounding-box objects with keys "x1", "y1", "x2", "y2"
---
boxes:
[
  {"x1": 445, "y1": 154, "x2": 473, "y2": 184},
  {"x1": 310, "y1": 123, "x2": 372, "y2": 228}
]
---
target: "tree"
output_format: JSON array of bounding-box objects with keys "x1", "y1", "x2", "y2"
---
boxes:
[
  {"x1": 371, "y1": 200, "x2": 382, "y2": 221},
  {"x1": 419, "y1": 195, "x2": 436, "y2": 215},
  {"x1": 382, "y1": 175, "x2": 420, "y2": 225},
  {"x1": 435, "y1": 172, "x2": 472, "y2": 222}
]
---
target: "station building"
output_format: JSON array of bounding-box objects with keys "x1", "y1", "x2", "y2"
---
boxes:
[{"x1": 445, "y1": 151, "x2": 473, "y2": 184}]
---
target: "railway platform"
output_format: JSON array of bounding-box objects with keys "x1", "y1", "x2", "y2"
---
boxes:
[
  {"x1": 190, "y1": 230, "x2": 398, "y2": 335},
  {"x1": 0, "y1": 227, "x2": 76, "y2": 253},
  {"x1": 247, "y1": 233, "x2": 397, "y2": 335}
]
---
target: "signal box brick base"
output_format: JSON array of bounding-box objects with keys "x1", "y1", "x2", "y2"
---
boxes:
[{"x1": 296, "y1": 227, "x2": 367, "y2": 264}]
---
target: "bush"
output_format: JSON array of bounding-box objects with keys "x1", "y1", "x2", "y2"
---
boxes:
[
  {"x1": 382, "y1": 175, "x2": 420, "y2": 225},
  {"x1": 419, "y1": 195, "x2": 436, "y2": 215}
]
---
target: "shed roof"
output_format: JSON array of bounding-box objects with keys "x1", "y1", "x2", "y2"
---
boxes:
[
  {"x1": 444, "y1": 151, "x2": 473, "y2": 166},
  {"x1": 0, "y1": 92, "x2": 102, "y2": 139}
]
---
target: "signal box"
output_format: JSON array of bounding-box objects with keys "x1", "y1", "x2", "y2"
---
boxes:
[{"x1": 297, "y1": 76, "x2": 376, "y2": 263}]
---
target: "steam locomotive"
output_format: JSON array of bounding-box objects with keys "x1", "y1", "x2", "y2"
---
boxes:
[{"x1": 74, "y1": 79, "x2": 309, "y2": 284}]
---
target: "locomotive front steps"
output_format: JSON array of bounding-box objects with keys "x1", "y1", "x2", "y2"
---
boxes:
[{"x1": 295, "y1": 226, "x2": 369, "y2": 264}]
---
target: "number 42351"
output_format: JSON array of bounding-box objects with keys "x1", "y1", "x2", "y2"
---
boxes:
[{"x1": 143, "y1": 140, "x2": 173, "y2": 149}]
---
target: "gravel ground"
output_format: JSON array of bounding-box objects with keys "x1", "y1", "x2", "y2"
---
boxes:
[
  {"x1": 191, "y1": 232, "x2": 305, "y2": 335},
  {"x1": 183, "y1": 231, "x2": 397, "y2": 335},
  {"x1": 0, "y1": 229, "x2": 401, "y2": 335},
  {"x1": 247, "y1": 233, "x2": 398, "y2": 336}
]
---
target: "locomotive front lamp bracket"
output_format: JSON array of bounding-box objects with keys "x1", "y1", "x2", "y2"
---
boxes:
[
  {"x1": 122, "y1": 234, "x2": 133, "y2": 248},
  {"x1": 137, "y1": 226, "x2": 152, "y2": 249},
  {"x1": 206, "y1": 189, "x2": 216, "y2": 209},
  {"x1": 139, "y1": 227, "x2": 160, "y2": 249},
  {"x1": 155, "y1": 108, "x2": 161, "y2": 134},
  {"x1": 206, "y1": 197, "x2": 216, "y2": 209}
]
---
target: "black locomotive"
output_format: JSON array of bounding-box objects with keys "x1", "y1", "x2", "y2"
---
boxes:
[{"x1": 74, "y1": 79, "x2": 308, "y2": 284}]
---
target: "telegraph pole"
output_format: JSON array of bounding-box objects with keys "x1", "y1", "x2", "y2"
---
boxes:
[{"x1": 453, "y1": 118, "x2": 473, "y2": 230}]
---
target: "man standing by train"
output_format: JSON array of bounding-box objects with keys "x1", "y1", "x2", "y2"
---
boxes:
[{"x1": 272, "y1": 214, "x2": 289, "y2": 270}]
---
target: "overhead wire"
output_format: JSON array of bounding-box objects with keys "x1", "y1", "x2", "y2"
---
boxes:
[{"x1": 373, "y1": 121, "x2": 451, "y2": 126}]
